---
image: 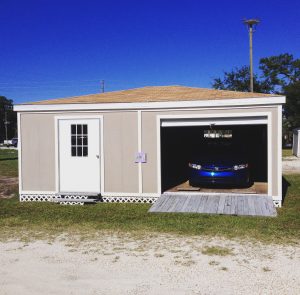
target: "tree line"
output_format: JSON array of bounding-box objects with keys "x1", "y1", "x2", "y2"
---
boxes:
[{"x1": 212, "y1": 53, "x2": 300, "y2": 132}]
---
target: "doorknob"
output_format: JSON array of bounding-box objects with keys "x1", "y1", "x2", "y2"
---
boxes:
[{"x1": 96, "y1": 155, "x2": 100, "y2": 159}]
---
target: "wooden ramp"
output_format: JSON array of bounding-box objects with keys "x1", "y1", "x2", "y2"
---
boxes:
[{"x1": 149, "y1": 193, "x2": 277, "y2": 217}]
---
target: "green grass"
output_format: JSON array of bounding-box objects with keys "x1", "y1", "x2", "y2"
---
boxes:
[
  {"x1": 0, "y1": 149, "x2": 299, "y2": 244},
  {"x1": 282, "y1": 148, "x2": 293, "y2": 157},
  {"x1": 201, "y1": 246, "x2": 233, "y2": 256},
  {"x1": 1, "y1": 174, "x2": 299, "y2": 243},
  {"x1": 0, "y1": 149, "x2": 18, "y2": 177}
]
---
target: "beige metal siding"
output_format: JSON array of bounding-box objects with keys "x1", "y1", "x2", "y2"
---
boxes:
[
  {"x1": 21, "y1": 113, "x2": 56, "y2": 191},
  {"x1": 141, "y1": 111, "x2": 158, "y2": 193},
  {"x1": 141, "y1": 107, "x2": 279, "y2": 195},
  {"x1": 20, "y1": 111, "x2": 139, "y2": 194},
  {"x1": 104, "y1": 112, "x2": 139, "y2": 193}
]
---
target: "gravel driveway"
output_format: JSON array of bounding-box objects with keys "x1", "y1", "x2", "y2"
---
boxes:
[{"x1": 0, "y1": 233, "x2": 299, "y2": 295}]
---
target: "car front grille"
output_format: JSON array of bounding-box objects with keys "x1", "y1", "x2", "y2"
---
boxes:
[{"x1": 202, "y1": 166, "x2": 232, "y2": 172}]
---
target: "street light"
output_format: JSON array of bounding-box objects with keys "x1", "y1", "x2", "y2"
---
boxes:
[{"x1": 243, "y1": 18, "x2": 260, "y2": 92}]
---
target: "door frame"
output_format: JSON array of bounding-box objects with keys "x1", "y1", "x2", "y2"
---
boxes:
[
  {"x1": 54, "y1": 115, "x2": 104, "y2": 194},
  {"x1": 156, "y1": 111, "x2": 273, "y2": 196}
]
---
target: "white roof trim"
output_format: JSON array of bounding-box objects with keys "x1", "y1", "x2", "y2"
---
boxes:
[{"x1": 14, "y1": 96, "x2": 285, "y2": 112}]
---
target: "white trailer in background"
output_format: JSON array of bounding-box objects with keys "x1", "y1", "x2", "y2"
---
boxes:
[{"x1": 293, "y1": 128, "x2": 300, "y2": 157}]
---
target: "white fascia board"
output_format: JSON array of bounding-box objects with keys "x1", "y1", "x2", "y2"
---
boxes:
[{"x1": 14, "y1": 96, "x2": 286, "y2": 112}]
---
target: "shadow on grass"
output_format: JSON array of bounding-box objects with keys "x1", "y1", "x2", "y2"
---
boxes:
[
  {"x1": 0, "y1": 157, "x2": 18, "y2": 161},
  {"x1": 282, "y1": 176, "x2": 291, "y2": 205}
]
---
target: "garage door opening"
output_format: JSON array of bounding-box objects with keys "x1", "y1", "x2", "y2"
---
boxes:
[{"x1": 160, "y1": 124, "x2": 268, "y2": 195}]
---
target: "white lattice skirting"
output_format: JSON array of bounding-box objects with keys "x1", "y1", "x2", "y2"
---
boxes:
[
  {"x1": 54, "y1": 195, "x2": 88, "y2": 205},
  {"x1": 20, "y1": 194, "x2": 88, "y2": 202},
  {"x1": 20, "y1": 194, "x2": 55, "y2": 202},
  {"x1": 273, "y1": 200, "x2": 282, "y2": 208},
  {"x1": 19, "y1": 194, "x2": 158, "y2": 204},
  {"x1": 100, "y1": 196, "x2": 158, "y2": 204},
  {"x1": 59, "y1": 201, "x2": 85, "y2": 205}
]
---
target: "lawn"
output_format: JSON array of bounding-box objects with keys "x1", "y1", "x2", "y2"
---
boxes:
[
  {"x1": 282, "y1": 148, "x2": 293, "y2": 157},
  {"x1": 0, "y1": 149, "x2": 18, "y2": 177},
  {"x1": 0, "y1": 149, "x2": 299, "y2": 243}
]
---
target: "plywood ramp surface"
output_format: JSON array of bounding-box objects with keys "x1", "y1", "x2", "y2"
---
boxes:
[
  {"x1": 168, "y1": 181, "x2": 268, "y2": 195},
  {"x1": 149, "y1": 194, "x2": 277, "y2": 217}
]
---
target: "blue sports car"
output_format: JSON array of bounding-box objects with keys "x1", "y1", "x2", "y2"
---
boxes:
[{"x1": 188, "y1": 141, "x2": 250, "y2": 187}]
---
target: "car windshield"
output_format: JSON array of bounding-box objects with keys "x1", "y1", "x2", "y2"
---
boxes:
[
  {"x1": 204, "y1": 139, "x2": 238, "y2": 151},
  {"x1": 190, "y1": 139, "x2": 246, "y2": 160}
]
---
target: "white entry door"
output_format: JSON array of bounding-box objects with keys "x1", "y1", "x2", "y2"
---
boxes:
[{"x1": 58, "y1": 118, "x2": 101, "y2": 193}]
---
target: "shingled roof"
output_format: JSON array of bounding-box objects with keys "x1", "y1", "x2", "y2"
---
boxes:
[{"x1": 24, "y1": 85, "x2": 276, "y2": 105}]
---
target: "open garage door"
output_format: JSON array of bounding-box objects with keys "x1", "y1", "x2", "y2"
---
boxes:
[
  {"x1": 161, "y1": 116, "x2": 268, "y2": 127},
  {"x1": 160, "y1": 117, "x2": 268, "y2": 195}
]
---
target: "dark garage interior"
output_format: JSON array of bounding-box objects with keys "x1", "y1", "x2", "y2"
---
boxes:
[{"x1": 160, "y1": 124, "x2": 268, "y2": 193}]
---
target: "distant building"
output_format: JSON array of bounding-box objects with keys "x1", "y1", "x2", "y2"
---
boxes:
[{"x1": 293, "y1": 128, "x2": 300, "y2": 157}]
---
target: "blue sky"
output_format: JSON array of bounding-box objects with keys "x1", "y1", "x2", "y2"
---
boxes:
[{"x1": 1, "y1": 0, "x2": 299, "y2": 103}]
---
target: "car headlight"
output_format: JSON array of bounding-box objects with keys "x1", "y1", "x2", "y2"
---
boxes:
[
  {"x1": 189, "y1": 163, "x2": 202, "y2": 170},
  {"x1": 233, "y1": 164, "x2": 248, "y2": 170}
]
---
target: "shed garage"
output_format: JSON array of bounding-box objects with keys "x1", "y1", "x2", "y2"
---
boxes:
[{"x1": 14, "y1": 86, "x2": 285, "y2": 207}]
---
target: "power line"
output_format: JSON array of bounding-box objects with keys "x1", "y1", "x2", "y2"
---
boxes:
[
  {"x1": 0, "y1": 79, "x2": 100, "y2": 85},
  {"x1": 0, "y1": 84, "x2": 98, "y2": 89}
]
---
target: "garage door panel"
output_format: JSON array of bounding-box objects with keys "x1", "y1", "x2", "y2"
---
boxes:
[{"x1": 161, "y1": 116, "x2": 268, "y2": 127}]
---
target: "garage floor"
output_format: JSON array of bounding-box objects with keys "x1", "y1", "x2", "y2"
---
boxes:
[{"x1": 166, "y1": 181, "x2": 268, "y2": 195}]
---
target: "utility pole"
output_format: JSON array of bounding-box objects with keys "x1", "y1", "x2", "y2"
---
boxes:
[
  {"x1": 3, "y1": 104, "x2": 11, "y2": 145},
  {"x1": 4, "y1": 111, "x2": 8, "y2": 143},
  {"x1": 101, "y1": 80, "x2": 105, "y2": 93},
  {"x1": 243, "y1": 19, "x2": 260, "y2": 92}
]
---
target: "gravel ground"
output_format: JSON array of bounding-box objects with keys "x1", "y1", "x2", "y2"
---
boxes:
[
  {"x1": 0, "y1": 176, "x2": 18, "y2": 199},
  {"x1": 282, "y1": 156, "x2": 300, "y2": 173},
  {"x1": 0, "y1": 233, "x2": 299, "y2": 295}
]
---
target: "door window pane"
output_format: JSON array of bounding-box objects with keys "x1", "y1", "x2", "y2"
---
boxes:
[
  {"x1": 77, "y1": 125, "x2": 82, "y2": 134},
  {"x1": 71, "y1": 136, "x2": 76, "y2": 145},
  {"x1": 83, "y1": 147, "x2": 88, "y2": 156},
  {"x1": 71, "y1": 147, "x2": 77, "y2": 157},
  {"x1": 77, "y1": 136, "x2": 82, "y2": 145},
  {"x1": 71, "y1": 124, "x2": 88, "y2": 157},
  {"x1": 71, "y1": 124, "x2": 76, "y2": 135},
  {"x1": 82, "y1": 136, "x2": 88, "y2": 145},
  {"x1": 77, "y1": 146, "x2": 82, "y2": 156}
]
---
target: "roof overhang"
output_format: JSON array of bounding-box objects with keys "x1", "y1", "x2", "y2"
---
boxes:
[{"x1": 14, "y1": 96, "x2": 286, "y2": 112}]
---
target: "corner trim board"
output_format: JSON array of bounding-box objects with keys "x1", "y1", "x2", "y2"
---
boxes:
[
  {"x1": 277, "y1": 105, "x2": 282, "y2": 202},
  {"x1": 17, "y1": 113, "x2": 22, "y2": 199},
  {"x1": 138, "y1": 110, "x2": 143, "y2": 193}
]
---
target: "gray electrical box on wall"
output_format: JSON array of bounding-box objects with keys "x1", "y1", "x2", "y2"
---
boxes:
[{"x1": 135, "y1": 152, "x2": 147, "y2": 163}]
